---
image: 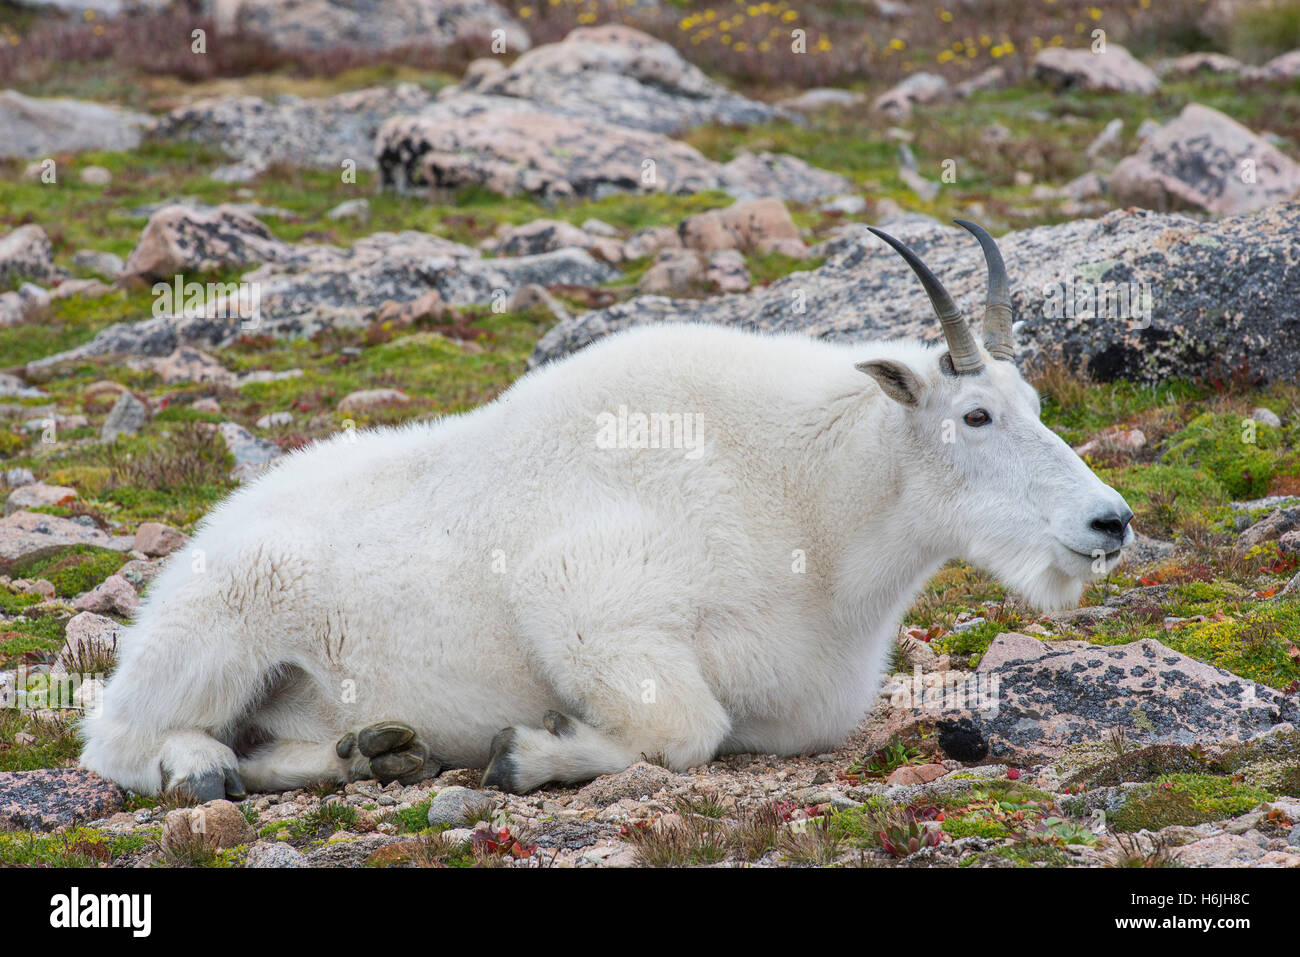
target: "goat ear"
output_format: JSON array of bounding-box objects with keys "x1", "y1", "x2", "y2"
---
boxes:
[{"x1": 855, "y1": 359, "x2": 925, "y2": 407}]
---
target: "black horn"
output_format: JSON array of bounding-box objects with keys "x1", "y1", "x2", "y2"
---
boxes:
[
  {"x1": 868, "y1": 226, "x2": 984, "y2": 375},
  {"x1": 953, "y1": 219, "x2": 1014, "y2": 363}
]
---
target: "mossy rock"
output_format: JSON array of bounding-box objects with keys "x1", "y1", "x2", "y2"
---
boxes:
[
  {"x1": 1109, "y1": 774, "x2": 1273, "y2": 833},
  {"x1": 6, "y1": 546, "x2": 127, "y2": 599},
  {"x1": 1216, "y1": 730, "x2": 1300, "y2": 796},
  {"x1": 1063, "y1": 745, "x2": 1218, "y2": 790}
]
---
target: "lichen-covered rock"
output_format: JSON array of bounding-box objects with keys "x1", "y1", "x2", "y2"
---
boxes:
[
  {"x1": 377, "y1": 96, "x2": 847, "y2": 203},
  {"x1": 574, "y1": 761, "x2": 686, "y2": 806},
  {"x1": 121, "y1": 204, "x2": 294, "y2": 284},
  {"x1": 426, "y1": 786, "x2": 498, "y2": 827},
  {"x1": 869, "y1": 633, "x2": 1297, "y2": 764},
  {"x1": 716, "y1": 151, "x2": 853, "y2": 205},
  {"x1": 636, "y1": 250, "x2": 706, "y2": 296},
  {"x1": 996, "y1": 637, "x2": 1300, "y2": 752},
  {"x1": 133, "y1": 521, "x2": 188, "y2": 557},
  {"x1": 460, "y1": 25, "x2": 779, "y2": 135},
  {"x1": 73, "y1": 573, "x2": 140, "y2": 617},
  {"x1": 100, "y1": 391, "x2": 150, "y2": 443},
  {"x1": 245, "y1": 841, "x2": 310, "y2": 868},
  {"x1": 483, "y1": 219, "x2": 624, "y2": 263},
  {"x1": 1111, "y1": 103, "x2": 1300, "y2": 215},
  {"x1": 214, "y1": 0, "x2": 530, "y2": 53},
  {"x1": 529, "y1": 204, "x2": 1300, "y2": 386},
  {"x1": 0, "y1": 768, "x2": 124, "y2": 831},
  {"x1": 337, "y1": 388, "x2": 410, "y2": 412},
  {"x1": 872, "y1": 72, "x2": 949, "y2": 121},
  {"x1": 219, "y1": 422, "x2": 285, "y2": 483},
  {"x1": 1032, "y1": 44, "x2": 1160, "y2": 94},
  {"x1": 4, "y1": 482, "x2": 76, "y2": 516},
  {"x1": 1260, "y1": 48, "x2": 1300, "y2": 80},
  {"x1": 162, "y1": 799, "x2": 255, "y2": 852},
  {"x1": 0, "y1": 510, "x2": 114, "y2": 562},
  {"x1": 778, "y1": 88, "x2": 864, "y2": 112},
  {"x1": 1155, "y1": 51, "x2": 1246, "y2": 77},
  {"x1": 377, "y1": 104, "x2": 725, "y2": 200},
  {"x1": 0, "y1": 225, "x2": 60, "y2": 289},
  {"x1": 0, "y1": 283, "x2": 52, "y2": 327},
  {"x1": 29, "y1": 232, "x2": 617, "y2": 368},
  {"x1": 151, "y1": 84, "x2": 435, "y2": 171},
  {"x1": 0, "y1": 90, "x2": 151, "y2": 160},
  {"x1": 1235, "y1": 507, "x2": 1300, "y2": 557},
  {"x1": 137, "y1": 347, "x2": 238, "y2": 388},
  {"x1": 679, "y1": 198, "x2": 805, "y2": 257}
]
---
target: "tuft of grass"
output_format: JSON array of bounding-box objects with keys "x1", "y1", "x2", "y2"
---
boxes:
[
  {"x1": 778, "y1": 816, "x2": 846, "y2": 867},
  {"x1": 622, "y1": 812, "x2": 730, "y2": 868},
  {"x1": 1109, "y1": 832, "x2": 1183, "y2": 868},
  {"x1": 366, "y1": 831, "x2": 476, "y2": 868},
  {"x1": 290, "y1": 801, "x2": 360, "y2": 839},
  {"x1": 728, "y1": 802, "x2": 783, "y2": 861},
  {"x1": 0, "y1": 710, "x2": 80, "y2": 773}
]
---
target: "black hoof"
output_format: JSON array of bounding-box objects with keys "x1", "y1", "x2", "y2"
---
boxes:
[
  {"x1": 543, "y1": 710, "x2": 575, "y2": 738},
  {"x1": 167, "y1": 768, "x2": 226, "y2": 804},
  {"x1": 347, "y1": 721, "x2": 436, "y2": 785},
  {"x1": 357, "y1": 721, "x2": 415, "y2": 757},
  {"x1": 224, "y1": 766, "x2": 247, "y2": 802},
  {"x1": 335, "y1": 731, "x2": 357, "y2": 759},
  {"x1": 481, "y1": 727, "x2": 519, "y2": 793},
  {"x1": 371, "y1": 750, "x2": 424, "y2": 782}
]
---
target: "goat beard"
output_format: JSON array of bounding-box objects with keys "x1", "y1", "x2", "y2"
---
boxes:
[{"x1": 981, "y1": 544, "x2": 1097, "y2": 613}]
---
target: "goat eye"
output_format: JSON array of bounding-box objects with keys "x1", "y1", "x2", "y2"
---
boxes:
[{"x1": 963, "y1": 409, "x2": 992, "y2": 427}]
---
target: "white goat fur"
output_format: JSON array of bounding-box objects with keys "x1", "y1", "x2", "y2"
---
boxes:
[{"x1": 81, "y1": 322, "x2": 1130, "y2": 795}]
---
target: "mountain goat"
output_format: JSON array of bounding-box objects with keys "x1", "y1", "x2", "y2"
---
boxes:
[{"x1": 81, "y1": 221, "x2": 1134, "y2": 798}]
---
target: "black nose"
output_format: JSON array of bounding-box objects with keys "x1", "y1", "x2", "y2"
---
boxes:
[{"x1": 1090, "y1": 507, "x2": 1133, "y2": 544}]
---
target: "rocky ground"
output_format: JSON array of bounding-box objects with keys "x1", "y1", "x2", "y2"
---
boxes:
[{"x1": 2, "y1": 0, "x2": 1300, "y2": 867}]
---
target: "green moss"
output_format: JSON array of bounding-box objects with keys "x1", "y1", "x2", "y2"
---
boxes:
[
  {"x1": 0, "y1": 430, "x2": 28, "y2": 457},
  {"x1": 824, "y1": 797, "x2": 897, "y2": 848},
  {"x1": 941, "y1": 814, "x2": 1008, "y2": 840},
  {"x1": 0, "y1": 613, "x2": 67, "y2": 670},
  {"x1": 1110, "y1": 774, "x2": 1273, "y2": 833},
  {"x1": 0, "y1": 827, "x2": 147, "y2": 867},
  {"x1": 1039, "y1": 379, "x2": 1204, "y2": 445},
  {"x1": 392, "y1": 800, "x2": 434, "y2": 834},
  {"x1": 1093, "y1": 463, "x2": 1228, "y2": 537},
  {"x1": 921, "y1": 780, "x2": 1060, "y2": 816},
  {"x1": 1088, "y1": 598, "x2": 1300, "y2": 689},
  {"x1": 8, "y1": 545, "x2": 127, "y2": 599},
  {"x1": 1162, "y1": 412, "x2": 1284, "y2": 500},
  {"x1": 932, "y1": 616, "x2": 1022, "y2": 665},
  {"x1": 0, "y1": 586, "x2": 43, "y2": 615}
]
